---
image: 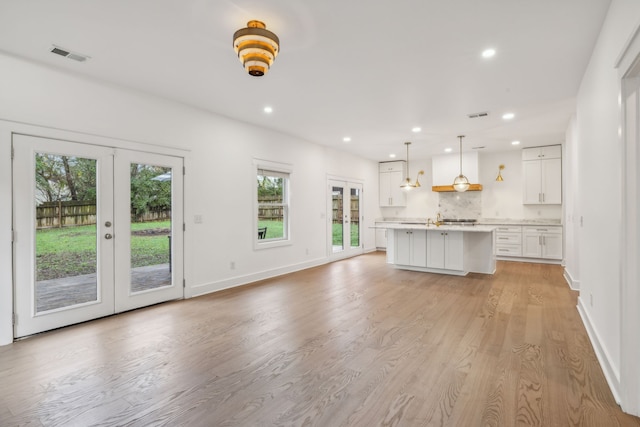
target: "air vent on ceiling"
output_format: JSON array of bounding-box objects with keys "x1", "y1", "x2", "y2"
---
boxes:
[
  {"x1": 51, "y1": 45, "x2": 90, "y2": 62},
  {"x1": 467, "y1": 111, "x2": 489, "y2": 119}
]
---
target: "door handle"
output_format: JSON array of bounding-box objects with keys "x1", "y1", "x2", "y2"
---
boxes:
[{"x1": 105, "y1": 233, "x2": 113, "y2": 239}]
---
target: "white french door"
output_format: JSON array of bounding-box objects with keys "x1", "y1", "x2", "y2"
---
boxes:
[
  {"x1": 328, "y1": 179, "x2": 364, "y2": 260},
  {"x1": 13, "y1": 134, "x2": 184, "y2": 338}
]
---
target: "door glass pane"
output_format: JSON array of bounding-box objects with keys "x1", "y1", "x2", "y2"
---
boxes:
[
  {"x1": 332, "y1": 186, "x2": 344, "y2": 252},
  {"x1": 350, "y1": 187, "x2": 360, "y2": 248},
  {"x1": 35, "y1": 154, "x2": 98, "y2": 313},
  {"x1": 130, "y1": 163, "x2": 172, "y2": 292}
]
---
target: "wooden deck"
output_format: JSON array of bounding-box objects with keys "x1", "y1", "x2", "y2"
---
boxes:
[{"x1": 2, "y1": 253, "x2": 639, "y2": 426}]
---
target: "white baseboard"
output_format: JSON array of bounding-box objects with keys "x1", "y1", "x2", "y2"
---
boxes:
[
  {"x1": 188, "y1": 256, "x2": 329, "y2": 298},
  {"x1": 563, "y1": 268, "x2": 580, "y2": 290},
  {"x1": 577, "y1": 298, "x2": 621, "y2": 404}
]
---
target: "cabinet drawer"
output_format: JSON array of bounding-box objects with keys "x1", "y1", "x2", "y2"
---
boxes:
[
  {"x1": 494, "y1": 226, "x2": 522, "y2": 233},
  {"x1": 523, "y1": 226, "x2": 562, "y2": 234},
  {"x1": 495, "y1": 233, "x2": 521, "y2": 244},
  {"x1": 496, "y1": 245, "x2": 522, "y2": 256}
]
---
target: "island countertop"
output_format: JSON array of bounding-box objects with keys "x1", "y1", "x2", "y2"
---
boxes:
[{"x1": 372, "y1": 223, "x2": 497, "y2": 233}]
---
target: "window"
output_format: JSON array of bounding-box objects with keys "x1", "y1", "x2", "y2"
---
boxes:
[{"x1": 255, "y1": 161, "x2": 291, "y2": 248}]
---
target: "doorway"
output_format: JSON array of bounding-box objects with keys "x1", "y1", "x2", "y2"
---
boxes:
[
  {"x1": 328, "y1": 179, "x2": 363, "y2": 260},
  {"x1": 13, "y1": 134, "x2": 184, "y2": 337}
]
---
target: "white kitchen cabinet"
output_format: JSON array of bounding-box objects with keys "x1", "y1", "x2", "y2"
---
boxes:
[
  {"x1": 522, "y1": 145, "x2": 562, "y2": 204},
  {"x1": 494, "y1": 226, "x2": 522, "y2": 257},
  {"x1": 522, "y1": 226, "x2": 563, "y2": 260},
  {"x1": 427, "y1": 230, "x2": 464, "y2": 271},
  {"x1": 394, "y1": 229, "x2": 427, "y2": 267},
  {"x1": 379, "y1": 161, "x2": 406, "y2": 207}
]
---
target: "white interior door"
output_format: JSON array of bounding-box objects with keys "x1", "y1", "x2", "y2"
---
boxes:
[
  {"x1": 13, "y1": 134, "x2": 184, "y2": 338},
  {"x1": 328, "y1": 179, "x2": 363, "y2": 259}
]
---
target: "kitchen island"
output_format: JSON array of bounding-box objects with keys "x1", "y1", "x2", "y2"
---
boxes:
[{"x1": 377, "y1": 223, "x2": 496, "y2": 276}]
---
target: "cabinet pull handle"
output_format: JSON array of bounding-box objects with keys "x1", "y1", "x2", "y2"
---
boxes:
[
  {"x1": 539, "y1": 236, "x2": 542, "y2": 245},
  {"x1": 498, "y1": 237, "x2": 508, "y2": 240},
  {"x1": 542, "y1": 193, "x2": 545, "y2": 202}
]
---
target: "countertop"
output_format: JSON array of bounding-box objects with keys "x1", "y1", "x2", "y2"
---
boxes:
[
  {"x1": 373, "y1": 223, "x2": 497, "y2": 233},
  {"x1": 375, "y1": 218, "x2": 562, "y2": 227}
]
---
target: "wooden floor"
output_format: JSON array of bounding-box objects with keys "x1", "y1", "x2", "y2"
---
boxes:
[{"x1": 2, "y1": 252, "x2": 639, "y2": 426}]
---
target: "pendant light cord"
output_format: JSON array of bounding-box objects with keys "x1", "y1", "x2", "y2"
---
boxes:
[{"x1": 458, "y1": 135, "x2": 463, "y2": 175}]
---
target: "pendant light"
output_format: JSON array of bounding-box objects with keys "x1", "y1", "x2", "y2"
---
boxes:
[
  {"x1": 400, "y1": 141, "x2": 424, "y2": 190},
  {"x1": 453, "y1": 135, "x2": 470, "y2": 192},
  {"x1": 496, "y1": 164, "x2": 505, "y2": 181}
]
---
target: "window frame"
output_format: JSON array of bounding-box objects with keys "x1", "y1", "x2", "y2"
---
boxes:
[{"x1": 253, "y1": 159, "x2": 292, "y2": 250}]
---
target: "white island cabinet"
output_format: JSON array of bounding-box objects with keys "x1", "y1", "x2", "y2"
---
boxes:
[
  {"x1": 427, "y1": 230, "x2": 463, "y2": 271},
  {"x1": 395, "y1": 229, "x2": 427, "y2": 267},
  {"x1": 382, "y1": 224, "x2": 496, "y2": 276}
]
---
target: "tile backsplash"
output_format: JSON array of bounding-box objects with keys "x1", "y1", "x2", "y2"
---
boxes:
[{"x1": 438, "y1": 191, "x2": 482, "y2": 219}]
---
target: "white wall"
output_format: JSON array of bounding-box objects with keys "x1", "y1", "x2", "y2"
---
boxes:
[
  {"x1": 573, "y1": 0, "x2": 640, "y2": 408},
  {"x1": 0, "y1": 53, "x2": 380, "y2": 345},
  {"x1": 564, "y1": 116, "x2": 580, "y2": 290}
]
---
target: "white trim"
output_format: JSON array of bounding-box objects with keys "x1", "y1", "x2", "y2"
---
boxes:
[
  {"x1": 615, "y1": 19, "x2": 640, "y2": 69},
  {"x1": 253, "y1": 158, "x2": 292, "y2": 250},
  {"x1": 616, "y1": 19, "x2": 640, "y2": 416},
  {"x1": 577, "y1": 298, "x2": 622, "y2": 404},
  {"x1": 563, "y1": 267, "x2": 580, "y2": 291},
  {"x1": 189, "y1": 257, "x2": 328, "y2": 298},
  {"x1": 0, "y1": 119, "x2": 191, "y2": 346}
]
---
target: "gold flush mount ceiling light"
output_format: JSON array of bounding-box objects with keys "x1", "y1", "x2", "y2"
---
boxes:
[{"x1": 233, "y1": 20, "x2": 280, "y2": 77}]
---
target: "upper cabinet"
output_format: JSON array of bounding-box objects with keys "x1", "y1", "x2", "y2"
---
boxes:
[
  {"x1": 522, "y1": 145, "x2": 562, "y2": 204},
  {"x1": 431, "y1": 152, "x2": 481, "y2": 191},
  {"x1": 379, "y1": 161, "x2": 407, "y2": 207}
]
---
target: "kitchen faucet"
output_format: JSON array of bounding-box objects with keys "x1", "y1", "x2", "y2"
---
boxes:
[{"x1": 427, "y1": 212, "x2": 443, "y2": 227}]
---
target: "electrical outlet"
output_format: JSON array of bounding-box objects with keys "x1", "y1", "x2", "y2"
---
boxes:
[
  {"x1": 590, "y1": 293, "x2": 593, "y2": 307},
  {"x1": 194, "y1": 214, "x2": 203, "y2": 224},
  {"x1": 230, "y1": 261, "x2": 235, "y2": 270}
]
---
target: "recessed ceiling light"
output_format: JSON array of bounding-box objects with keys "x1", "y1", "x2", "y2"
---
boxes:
[
  {"x1": 389, "y1": 153, "x2": 396, "y2": 158},
  {"x1": 343, "y1": 136, "x2": 351, "y2": 142},
  {"x1": 444, "y1": 148, "x2": 453, "y2": 153},
  {"x1": 263, "y1": 106, "x2": 273, "y2": 113},
  {"x1": 511, "y1": 140, "x2": 520, "y2": 145},
  {"x1": 482, "y1": 48, "x2": 496, "y2": 58},
  {"x1": 502, "y1": 112, "x2": 515, "y2": 120},
  {"x1": 412, "y1": 127, "x2": 421, "y2": 133}
]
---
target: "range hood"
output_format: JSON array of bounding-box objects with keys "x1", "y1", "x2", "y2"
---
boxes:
[
  {"x1": 432, "y1": 184, "x2": 483, "y2": 192},
  {"x1": 431, "y1": 152, "x2": 482, "y2": 192}
]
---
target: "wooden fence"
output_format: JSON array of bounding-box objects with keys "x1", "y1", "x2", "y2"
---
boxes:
[
  {"x1": 36, "y1": 201, "x2": 171, "y2": 229},
  {"x1": 331, "y1": 195, "x2": 360, "y2": 225},
  {"x1": 38, "y1": 196, "x2": 358, "y2": 228}
]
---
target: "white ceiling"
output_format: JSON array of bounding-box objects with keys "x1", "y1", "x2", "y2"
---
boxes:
[{"x1": 0, "y1": 0, "x2": 611, "y2": 161}]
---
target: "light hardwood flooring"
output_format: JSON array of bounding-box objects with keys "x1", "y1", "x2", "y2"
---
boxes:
[{"x1": 1, "y1": 252, "x2": 639, "y2": 426}]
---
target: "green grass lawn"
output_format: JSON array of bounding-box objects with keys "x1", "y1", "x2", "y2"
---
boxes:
[
  {"x1": 258, "y1": 220, "x2": 359, "y2": 246},
  {"x1": 36, "y1": 220, "x2": 171, "y2": 280}
]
